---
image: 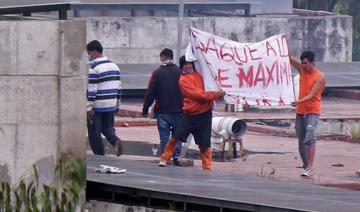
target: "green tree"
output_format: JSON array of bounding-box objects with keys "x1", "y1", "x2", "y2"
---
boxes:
[
  {"x1": 293, "y1": 0, "x2": 360, "y2": 61},
  {"x1": 0, "y1": 157, "x2": 85, "y2": 212},
  {"x1": 293, "y1": 0, "x2": 338, "y2": 11},
  {"x1": 332, "y1": 0, "x2": 360, "y2": 61}
]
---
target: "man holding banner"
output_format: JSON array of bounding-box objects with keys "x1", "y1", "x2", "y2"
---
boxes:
[
  {"x1": 174, "y1": 27, "x2": 324, "y2": 174},
  {"x1": 289, "y1": 51, "x2": 325, "y2": 177},
  {"x1": 159, "y1": 56, "x2": 225, "y2": 170}
]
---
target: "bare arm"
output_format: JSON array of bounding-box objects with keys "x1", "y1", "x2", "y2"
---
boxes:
[
  {"x1": 289, "y1": 55, "x2": 302, "y2": 73},
  {"x1": 286, "y1": 36, "x2": 302, "y2": 73},
  {"x1": 295, "y1": 73, "x2": 325, "y2": 105}
]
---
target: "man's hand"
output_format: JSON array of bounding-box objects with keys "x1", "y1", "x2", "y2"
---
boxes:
[
  {"x1": 217, "y1": 90, "x2": 226, "y2": 99},
  {"x1": 219, "y1": 90, "x2": 226, "y2": 96},
  {"x1": 290, "y1": 101, "x2": 297, "y2": 107},
  {"x1": 213, "y1": 90, "x2": 226, "y2": 100},
  {"x1": 87, "y1": 109, "x2": 95, "y2": 119},
  {"x1": 114, "y1": 106, "x2": 121, "y2": 115}
]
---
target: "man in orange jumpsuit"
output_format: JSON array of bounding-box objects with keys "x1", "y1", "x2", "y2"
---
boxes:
[
  {"x1": 158, "y1": 56, "x2": 225, "y2": 170},
  {"x1": 289, "y1": 50, "x2": 325, "y2": 177}
]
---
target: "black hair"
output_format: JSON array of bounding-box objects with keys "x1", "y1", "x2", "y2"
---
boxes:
[
  {"x1": 179, "y1": 55, "x2": 186, "y2": 69},
  {"x1": 179, "y1": 55, "x2": 195, "y2": 70},
  {"x1": 87, "y1": 40, "x2": 103, "y2": 53},
  {"x1": 300, "y1": 51, "x2": 315, "y2": 63},
  {"x1": 160, "y1": 48, "x2": 173, "y2": 59}
]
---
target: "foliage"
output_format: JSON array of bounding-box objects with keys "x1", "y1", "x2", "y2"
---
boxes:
[
  {"x1": 331, "y1": 0, "x2": 360, "y2": 61},
  {"x1": 0, "y1": 157, "x2": 85, "y2": 212},
  {"x1": 293, "y1": 0, "x2": 360, "y2": 61},
  {"x1": 348, "y1": 125, "x2": 360, "y2": 143},
  {"x1": 293, "y1": 0, "x2": 338, "y2": 11}
]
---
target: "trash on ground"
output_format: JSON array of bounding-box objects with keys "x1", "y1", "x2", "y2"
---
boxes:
[
  {"x1": 332, "y1": 163, "x2": 344, "y2": 167},
  {"x1": 95, "y1": 165, "x2": 126, "y2": 174}
]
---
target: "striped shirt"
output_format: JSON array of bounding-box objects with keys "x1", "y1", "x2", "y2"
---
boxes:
[{"x1": 87, "y1": 56, "x2": 122, "y2": 112}]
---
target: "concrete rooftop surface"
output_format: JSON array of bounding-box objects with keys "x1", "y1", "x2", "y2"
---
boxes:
[{"x1": 88, "y1": 96, "x2": 360, "y2": 190}]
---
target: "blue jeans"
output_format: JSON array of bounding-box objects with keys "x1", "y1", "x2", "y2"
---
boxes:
[
  {"x1": 295, "y1": 114, "x2": 319, "y2": 168},
  {"x1": 157, "y1": 113, "x2": 181, "y2": 157}
]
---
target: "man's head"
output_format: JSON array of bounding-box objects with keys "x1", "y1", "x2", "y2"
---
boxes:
[
  {"x1": 179, "y1": 55, "x2": 195, "y2": 74},
  {"x1": 86, "y1": 40, "x2": 103, "y2": 61},
  {"x1": 159, "y1": 48, "x2": 173, "y2": 62},
  {"x1": 300, "y1": 51, "x2": 315, "y2": 72}
]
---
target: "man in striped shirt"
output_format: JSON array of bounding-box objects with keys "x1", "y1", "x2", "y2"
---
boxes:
[{"x1": 86, "y1": 40, "x2": 122, "y2": 156}]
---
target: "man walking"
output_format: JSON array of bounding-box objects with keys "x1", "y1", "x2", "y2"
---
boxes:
[
  {"x1": 159, "y1": 56, "x2": 225, "y2": 170},
  {"x1": 289, "y1": 50, "x2": 325, "y2": 177},
  {"x1": 143, "y1": 48, "x2": 183, "y2": 166},
  {"x1": 87, "y1": 40, "x2": 122, "y2": 156}
]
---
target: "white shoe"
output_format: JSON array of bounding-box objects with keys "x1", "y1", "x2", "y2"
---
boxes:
[
  {"x1": 301, "y1": 169, "x2": 312, "y2": 177},
  {"x1": 158, "y1": 160, "x2": 167, "y2": 167}
]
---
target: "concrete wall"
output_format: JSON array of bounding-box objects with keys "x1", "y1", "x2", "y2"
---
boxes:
[
  {"x1": 250, "y1": 0, "x2": 292, "y2": 14},
  {"x1": 71, "y1": 0, "x2": 292, "y2": 17},
  {"x1": 0, "y1": 20, "x2": 87, "y2": 185},
  {"x1": 85, "y1": 15, "x2": 352, "y2": 64}
]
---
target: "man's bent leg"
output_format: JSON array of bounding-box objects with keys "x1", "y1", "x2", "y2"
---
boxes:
[
  {"x1": 160, "y1": 137, "x2": 178, "y2": 161},
  {"x1": 101, "y1": 111, "x2": 119, "y2": 146},
  {"x1": 101, "y1": 111, "x2": 122, "y2": 156},
  {"x1": 174, "y1": 143, "x2": 182, "y2": 158},
  {"x1": 304, "y1": 114, "x2": 319, "y2": 171},
  {"x1": 199, "y1": 147, "x2": 212, "y2": 170},
  {"x1": 307, "y1": 147, "x2": 316, "y2": 170}
]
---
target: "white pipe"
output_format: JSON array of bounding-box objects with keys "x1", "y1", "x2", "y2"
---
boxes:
[
  {"x1": 179, "y1": 117, "x2": 247, "y2": 159},
  {"x1": 211, "y1": 117, "x2": 247, "y2": 139}
]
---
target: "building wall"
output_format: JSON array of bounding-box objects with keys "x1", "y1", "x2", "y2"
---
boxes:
[
  {"x1": 85, "y1": 15, "x2": 352, "y2": 64},
  {"x1": 249, "y1": 0, "x2": 293, "y2": 14},
  {"x1": 0, "y1": 20, "x2": 87, "y2": 185},
  {"x1": 70, "y1": 0, "x2": 293, "y2": 17}
]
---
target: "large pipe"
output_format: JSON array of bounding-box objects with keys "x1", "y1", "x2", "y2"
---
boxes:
[
  {"x1": 179, "y1": 117, "x2": 247, "y2": 159},
  {"x1": 211, "y1": 117, "x2": 247, "y2": 140}
]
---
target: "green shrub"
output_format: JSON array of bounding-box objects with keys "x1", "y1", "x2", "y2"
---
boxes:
[
  {"x1": 348, "y1": 125, "x2": 360, "y2": 143},
  {"x1": 0, "y1": 157, "x2": 85, "y2": 212}
]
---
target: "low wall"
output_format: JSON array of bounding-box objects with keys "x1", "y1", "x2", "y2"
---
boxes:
[{"x1": 85, "y1": 15, "x2": 352, "y2": 64}]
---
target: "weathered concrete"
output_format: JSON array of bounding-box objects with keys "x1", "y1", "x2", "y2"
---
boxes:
[
  {"x1": 329, "y1": 89, "x2": 360, "y2": 100},
  {"x1": 250, "y1": 0, "x2": 292, "y2": 14},
  {"x1": 72, "y1": 0, "x2": 292, "y2": 17},
  {"x1": 0, "y1": 20, "x2": 87, "y2": 185},
  {"x1": 84, "y1": 15, "x2": 352, "y2": 64}
]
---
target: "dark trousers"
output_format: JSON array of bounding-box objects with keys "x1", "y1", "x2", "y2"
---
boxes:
[
  {"x1": 87, "y1": 111, "x2": 119, "y2": 155},
  {"x1": 173, "y1": 110, "x2": 212, "y2": 148}
]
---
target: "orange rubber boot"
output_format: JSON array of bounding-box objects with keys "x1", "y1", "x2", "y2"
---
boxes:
[
  {"x1": 160, "y1": 137, "x2": 178, "y2": 161},
  {"x1": 200, "y1": 147, "x2": 212, "y2": 170}
]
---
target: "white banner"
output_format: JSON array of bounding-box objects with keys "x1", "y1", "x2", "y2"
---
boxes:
[{"x1": 187, "y1": 27, "x2": 295, "y2": 106}]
